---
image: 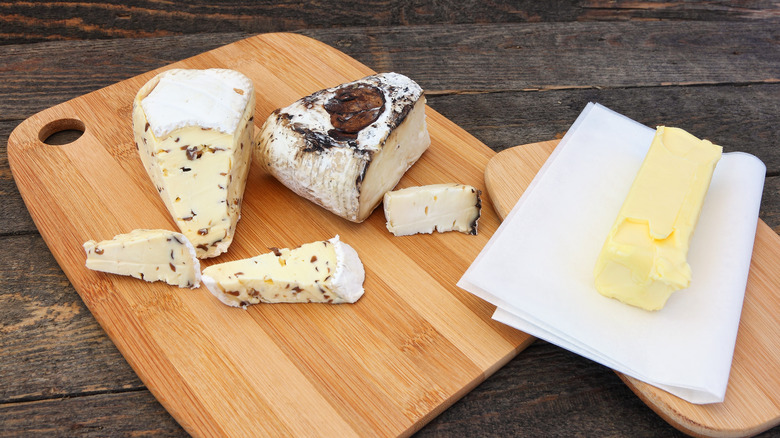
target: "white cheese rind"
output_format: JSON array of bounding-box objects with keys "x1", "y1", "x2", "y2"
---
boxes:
[
  {"x1": 383, "y1": 183, "x2": 482, "y2": 236},
  {"x1": 83, "y1": 229, "x2": 201, "y2": 288},
  {"x1": 141, "y1": 68, "x2": 253, "y2": 138},
  {"x1": 133, "y1": 68, "x2": 255, "y2": 258},
  {"x1": 255, "y1": 72, "x2": 430, "y2": 223},
  {"x1": 201, "y1": 235, "x2": 365, "y2": 308}
]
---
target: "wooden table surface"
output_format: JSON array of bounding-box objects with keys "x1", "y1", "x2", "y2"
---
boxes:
[{"x1": 1, "y1": 1, "x2": 778, "y2": 436}]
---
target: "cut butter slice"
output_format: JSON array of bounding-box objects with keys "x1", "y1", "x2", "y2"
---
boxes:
[
  {"x1": 383, "y1": 183, "x2": 482, "y2": 236},
  {"x1": 201, "y1": 235, "x2": 365, "y2": 308},
  {"x1": 83, "y1": 229, "x2": 201, "y2": 288},
  {"x1": 132, "y1": 68, "x2": 255, "y2": 258},
  {"x1": 594, "y1": 126, "x2": 722, "y2": 311}
]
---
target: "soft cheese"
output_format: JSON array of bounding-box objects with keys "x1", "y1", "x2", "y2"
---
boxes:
[
  {"x1": 83, "y1": 229, "x2": 201, "y2": 288},
  {"x1": 255, "y1": 72, "x2": 430, "y2": 223},
  {"x1": 201, "y1": 235, "x2": 365, "y2": 308},
  {"x1": 594, "y1": 126, "x2": 722, "y2": 310},
  {"x1": 384, "y1": 183, "x2": 481, "y2": 236},
  {"x1": 133, "y1": 68, "x2": 255, "y2": 258}
]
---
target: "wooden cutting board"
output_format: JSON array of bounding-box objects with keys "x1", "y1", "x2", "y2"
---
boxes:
[
  {"x1": 485, "y1": 141, "x2": 780, "y2": 438},
  {"x1": 7, "y1": 33, "x2": 536, "y2": 437}
]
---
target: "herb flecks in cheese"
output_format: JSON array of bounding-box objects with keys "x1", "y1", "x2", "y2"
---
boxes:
[
  {"x1": 201, "y1": 235, "x2": 365, "y2": 308},
  {"x1": 133, "y1": 68, "x2": 255, "y2": 258},
  {"x1": 384, "y1": 183, "x2": 482, "y2": 236},
  {"x1": 83, "y1": 229, "x2": 201, "y2": 288},
  {"x1": 255, "y1": 72, "x2": 430, "y2": 223}
]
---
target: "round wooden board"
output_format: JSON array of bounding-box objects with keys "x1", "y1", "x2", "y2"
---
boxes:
[{"x1": 484, "y1": 141, "x2": 780, "y2": 438}]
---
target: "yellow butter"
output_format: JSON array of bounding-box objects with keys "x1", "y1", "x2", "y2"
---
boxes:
[{"x1": 594, "y1": 126, "x2": 722, "y2": 310}]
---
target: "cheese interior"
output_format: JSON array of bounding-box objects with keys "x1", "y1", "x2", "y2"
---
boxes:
[
  {"x1": 384, "y1": 183, "x2": 481, "y2": 236},
  {"x1": 594, "y1": 126, "x2": 722, "y2": 310},
  {"x1": 83, "y1": 229, "x2": 201, "y2": 288},
  {"x1": 201, "y1": 236, "x2": 365, "y2": 307},
  {"x1": 357, "y1": 97, "x2": 430, "y2": 221}
]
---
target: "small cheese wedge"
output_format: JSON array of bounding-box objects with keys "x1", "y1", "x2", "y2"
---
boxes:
[
  {"x1": 384, "y1": 183, "x2": 482, "y2": 236},
  {"x1": 201, "y1": 235, "x2": 365, "y2": 308},
  {"x1": 255, "y1": 72, "x2": 430, "y2": 223},
  {"x1": 83, "y1": 229, "x2": 201, "y2": 288},
  {"x1": 133, "y1": 68, "x2": 255, "y2": 258},
  {"x1": 594, "y1": 126, "x2": 722, "y2": 310}
]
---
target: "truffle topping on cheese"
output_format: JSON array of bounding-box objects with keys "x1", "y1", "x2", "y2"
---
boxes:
[{"x1": 255, "y1": 72, "x2": 430, "y2": 223}]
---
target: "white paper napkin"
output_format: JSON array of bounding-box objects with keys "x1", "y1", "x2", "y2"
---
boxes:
[{"x1": 459, "y1": 103, "x2": 766, "y2": 404}]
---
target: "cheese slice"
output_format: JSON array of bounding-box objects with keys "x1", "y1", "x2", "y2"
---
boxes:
[
  {"x1": 132, "y1": 68, "x2": 255, "y2": 258},
  {"x1": 255, "y1": 72, "x2": 430, "y2": 223},
  {"x1": 201, "y1": 235, "x2": 365, "y2": 308},
  {"x1": 83, "y1": 229, "x2": 201, "y2": 288},
  {"x1": 594, "y1": 126, "x2": 722, "y2": 310},
  {"x1": 384, "y1": 183, "x2": 482, "y2": 236}
]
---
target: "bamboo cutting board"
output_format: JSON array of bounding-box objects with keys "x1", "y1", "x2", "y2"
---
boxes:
[
  {"x1": 7, "y1": 33, "x2": 535, "y2": 437},
  {"x1": 485, "y1": 141, "x2": 780, "y2": 438}
]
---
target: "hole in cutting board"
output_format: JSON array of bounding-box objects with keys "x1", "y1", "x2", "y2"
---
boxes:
[{"x1": 39, "y1": 118, "x2": 85, "y2": 145}]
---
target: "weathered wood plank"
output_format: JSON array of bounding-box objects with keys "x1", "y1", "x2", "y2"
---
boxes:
[
  {"x1": 417, "y1": 342, "x2": 687, "y2": 437},
  {"x1": 1, "y1": 22, "x2": 778, "y2": 119},
  {"x1": 425, "y1": 83, "x2": 780, "y2": 171},
  {"x1": 0, "y1": 122, "x2": 36, "y2": 235},
  {"x1": 1, "y1": 0, "x2": 776, "y2": 45},
  {"x1": 0, "y1": 235, "x2": 144, "y2": 403},
  {"x1": 761, "y1": 175, "x2": 780, "y2": 235},
  {"x1": 305, "y1": 22, "x2": 780, "y2": 92},
  {"x1": 0, "y1": 33, "x2": 248, "y2": 119},
  {"x1": 0, "y1": 390, "x2": 185, "y2": 436}
]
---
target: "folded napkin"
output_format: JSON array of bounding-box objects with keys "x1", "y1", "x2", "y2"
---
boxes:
[{"x1": 459, "y1": 103, "x2": 766, "y2": 404}]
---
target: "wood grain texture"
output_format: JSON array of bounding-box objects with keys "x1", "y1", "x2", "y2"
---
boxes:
[
  {"x1": 2, "y1": 0, "x2": 776, "y2": 45},
  {"x1": 1, "y1": 7, "x2": 778, "y2": 437},
  {"x1": 3, "y1": 21, "x2": 779, "y2": 118},
  {"x1": 6, "y1": 33, "x2": 534, "y2": 437},
  {"x1": 0, "y1": 390, "x2": 186, "y2": 436},
  {"x1": 485, "y1": 141, "x2": 780, "y2": 438},
  {"x1": 0, "y1": 234, "x2": 144, "y2": 403}
]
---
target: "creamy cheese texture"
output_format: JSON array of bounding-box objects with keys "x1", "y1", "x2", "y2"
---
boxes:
[
  {"x1": 384, "y1": 183, "x2": 482, "y2": 236},
  {"x1": 133, "y1": 68, "x2": 255, "y2": 258},
  {"x1": 83, "y1": 229, "x2": 201, "y2": 288},
  {"x1": 201, "y1": 235, "x2": 365, "y2": 308},
  {"x1": 594, "y1": 126, "x2": 722, "y2": 310},
  {"x1": 255, "y1": 72, "x2": 430, "y2": 223}
]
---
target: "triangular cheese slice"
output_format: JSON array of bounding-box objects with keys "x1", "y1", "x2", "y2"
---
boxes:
[
  {"x1": 201, "y1": 235, "x2": 365, "y2": 308},
  {"x1": 83, "y1": 229, "x2": 201, "y2": 288},
  {"x1": 132, "y1": 68, "x2": 255, "y2": 258}
]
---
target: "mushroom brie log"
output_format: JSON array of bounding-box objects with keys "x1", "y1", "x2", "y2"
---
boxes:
[{"x1": 255, "y1": 72, "x2": 431, "y2": 223}]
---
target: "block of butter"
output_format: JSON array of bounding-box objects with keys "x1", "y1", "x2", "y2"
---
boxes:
[{"x1": 594, "y1": 126, "x2": 722, "y2": 311}]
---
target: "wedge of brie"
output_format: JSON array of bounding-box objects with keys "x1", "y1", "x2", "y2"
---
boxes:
[
  {"x1": 255, "y1": 72, "x2": 430, "y2": 223},
  {"x1": 132, "y1": 68, "x2": 255, "y2": 258},
  {"x1": 384, "y1": 183, "x2": 482, "y2": 236},
  {"x1": 83, "y1": 229, "x2": 201, "y2": 288},
  {"x1": 201, "y1": 235, "x2": 365, "y2": 308}
]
